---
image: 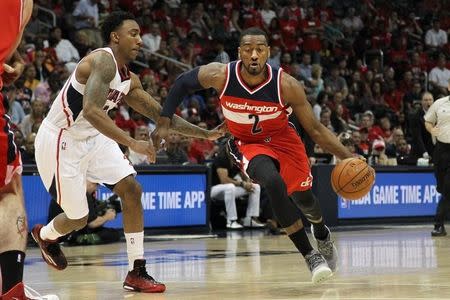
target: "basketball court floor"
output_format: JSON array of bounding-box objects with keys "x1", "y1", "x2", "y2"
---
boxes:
[{"x1": 24, "y1": 225, "x2": 450, "y2": 299}]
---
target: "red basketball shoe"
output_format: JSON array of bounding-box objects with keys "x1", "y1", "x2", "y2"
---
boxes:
[
  {"x1": 31, "y1": 224, "x2": 67, "y2": 270},
  {"x1": 123, "y1": 259, "x2": 166, "y2": 293}
]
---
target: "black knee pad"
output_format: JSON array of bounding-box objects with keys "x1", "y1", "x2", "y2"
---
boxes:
[
  {"x1": 247, "y1": 155, "x2": 301, "y2": 228},
  {"x1": 290, "y1": 190, "x2": 323, "y2": 222}
]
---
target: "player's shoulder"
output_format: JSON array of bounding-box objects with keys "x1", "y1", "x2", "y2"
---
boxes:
[
  {"x1": 279, "y1": 69, "x2": 298, "y2": 89},
  {"x1": 201, "y1": 62, "x2": 227, "y2": 75},
  {"x1": 76, "y1": 50, "x2": 116, "y2": 83}
]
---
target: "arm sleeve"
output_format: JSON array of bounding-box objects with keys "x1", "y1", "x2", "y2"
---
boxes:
[{"x1": 160, "y1": 67, "x2": 203, "y2": 118}]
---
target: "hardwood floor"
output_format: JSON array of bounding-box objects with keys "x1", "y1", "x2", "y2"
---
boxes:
[{"x1": 23, "y1": 225, "x2": 450, "y2": 299}]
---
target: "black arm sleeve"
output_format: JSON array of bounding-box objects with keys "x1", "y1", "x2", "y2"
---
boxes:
[{"x1": 160, "y1": 67, "x2": 204, "y2": 118}]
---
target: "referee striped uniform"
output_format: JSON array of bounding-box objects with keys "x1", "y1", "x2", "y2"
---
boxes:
[{"x1": 424, "y1": 95, "x2": 450, "y2": 236}]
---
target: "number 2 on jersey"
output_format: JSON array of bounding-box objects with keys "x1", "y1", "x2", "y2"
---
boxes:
[{"x1": 248, "y1": 114, "x2": 262, "y2": 134}]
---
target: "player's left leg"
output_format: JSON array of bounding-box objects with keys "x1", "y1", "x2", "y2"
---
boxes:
[
  {"x1": 290, "y1": 190, "x2": 338, "y2": 272},
  {"x1": 113, "y1": 175, "x2": 166, "y2": 293},
  {"x1": 88, "y1": 135, "x2": 165, "y2": 293}
]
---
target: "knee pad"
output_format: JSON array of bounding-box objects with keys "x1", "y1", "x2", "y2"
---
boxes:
[{"x1": 290, "y1": 190, "x2": 323, "y2": 222}]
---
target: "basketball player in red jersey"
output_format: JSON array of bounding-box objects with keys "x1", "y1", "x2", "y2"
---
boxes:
[
  {"x1": 153, "y1": 27, "x2": 356, "y2": 284},
  {"x1": 0, "y1": 0, "x2": 59, "y2": 299}
]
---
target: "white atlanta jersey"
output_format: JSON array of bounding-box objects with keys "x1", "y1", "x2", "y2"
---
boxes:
[{"x1": 45, "y1": 47, "x2": 131, "y2": 139}]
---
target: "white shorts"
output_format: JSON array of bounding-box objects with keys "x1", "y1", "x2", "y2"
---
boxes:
[{"x1": 35, "y1": 120, "x2": 136, "y2": 219}]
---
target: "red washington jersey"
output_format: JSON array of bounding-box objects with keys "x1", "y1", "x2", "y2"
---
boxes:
[
  {"x1": 0, "y1": 0, "x2": 24, "y2": 188},
  {"x1": 219, "y1": 60, "x2": 291, "y2": 143},
  {"x1": 219, "y1": 61, "x2": 312, "y2": 194}
]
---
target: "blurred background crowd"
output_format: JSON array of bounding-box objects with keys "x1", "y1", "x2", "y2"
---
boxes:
[{"x1": 3, "y1": 0, "x2": 450, "y2": 168}]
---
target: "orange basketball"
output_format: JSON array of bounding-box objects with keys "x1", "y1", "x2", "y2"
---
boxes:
[{"x1": 331, "y1": 158, "x2": 375, "y2": 200}]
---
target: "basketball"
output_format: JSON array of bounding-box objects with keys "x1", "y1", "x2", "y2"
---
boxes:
[{"x1": 331, "y1": 157, "x2": 375, "y2": 200}]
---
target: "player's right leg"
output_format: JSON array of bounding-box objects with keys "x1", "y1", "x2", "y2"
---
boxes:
[
  {"x1": 32, "y1": 122, "x2": 89, "y2": 270},
  {"x1": 290, "y1": 190, "x2": 338, "y2": 272},
  {"x1": 247, "y1": 155, "x2": 332, "y2": 284}
]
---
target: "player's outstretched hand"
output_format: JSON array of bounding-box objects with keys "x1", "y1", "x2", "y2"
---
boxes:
[
  {"x1": 151, "y1": 117, "x2": 171, "y2": 151},
  {"x1": 2, "y1": 62, "x2": 25, "y2": 86},
  {"x1": 130, "y1": 139, "x2": 156, "y2": 163}
]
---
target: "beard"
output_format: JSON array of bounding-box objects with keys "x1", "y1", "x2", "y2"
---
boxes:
[{"x1": 243, "y1": 62, "x2": 264, "y2": 75}]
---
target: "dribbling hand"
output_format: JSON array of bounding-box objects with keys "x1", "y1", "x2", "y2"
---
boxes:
[{"x1": 130, "y1": 139, "x2": 156, "y2": 163}]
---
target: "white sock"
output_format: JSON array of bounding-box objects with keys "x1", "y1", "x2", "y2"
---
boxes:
[
  {"x1": 40, "y1": 219, "x2": 63, "y2": 241},
  {"x1": 125, "y1": 232, "x2": 144, "y2": 271}
]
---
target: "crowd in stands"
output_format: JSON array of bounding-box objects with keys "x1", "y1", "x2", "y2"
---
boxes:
[{"x1": 3, "y1": 0, "x2": 450, "y2": 168}]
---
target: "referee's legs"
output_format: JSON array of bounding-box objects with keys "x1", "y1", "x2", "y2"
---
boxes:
[{"x1": 432, "y1": 144, "x2": 450, "y2": 236}]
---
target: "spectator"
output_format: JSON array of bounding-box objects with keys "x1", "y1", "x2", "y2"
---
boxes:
[
  {"x1": 24, "y1": 4, "x2": 49, "y2": 41},
  {"x1": 23, "y1": 64, "x2": 40, "y2": 91},
  {"x1": 50, "y1": 27, "x2": 80, "y2": 72},
  {"x1": 360, "y1": 110, "x2": 384, "y2": 143},
  {"x1": 188, "y1": 122, "x2": 218, "y2": 163},
  {"x1": 299, "y1": 53, "x2": 313, "y2": 81},
  {"x1": 425, "y1": 19, "x2": 448, "y2": 51},
  {"x1": 325, "y1": 64, "x2": 348, "y2": 97},
  {"x1": 409, "y1": 92, "x2": 434, "y2": 161},
  {"x1": 20, "y1": 99, "x2": 46, "y2": 137},
  {"x1": 21, "y1": 133, "x2": 37, "y2": 164},
  {"x1": 128, "y1": 126, "x2": 151, "y2": 166},
  {"x1": 14, "y1": 77, "x2": 33, "y2": 114},
  {"x1": 368, "y1": 139, "x2": 394, "y2": 166},
  {"x1": 73, "y1": 0, "x2": 102, "y2": 48},
  {"x1": 142, "y1": 23, "x2": 162, "y2": 53},
  {"x1": 396, "y1": 138, "x2": 416, "y2": 165},
  {"x1": 267, "y1": 45, "x2": 281, "y2": 67},
  {"x1": 342, "y1": 7, "x2": 364, "y2": 33},
  {"x1": 429, "y1": 55, "x2": 450, "y2": 95},
  {"x1": 4, "y1": 86, "x2": 25, "y2": 125},
  {"x1": 157, "y1": 133, "x2": 189, "y2": 164},
  {"x1": 214, "y1": 40, "x2": 230, "y2": 64},
  {"x1": 210, "y1": 144, "x2": 264, "y2": 229},
  {"x1": 259, "y1": 0, "x2": 276, "y2": 30},
  {"x1": 201, "y1": 95, "x2": 223, "y2": 129}
]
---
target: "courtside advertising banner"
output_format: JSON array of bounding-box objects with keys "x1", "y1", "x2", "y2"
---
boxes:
[
  {"x1": 23, "y1": 172, "x2": 208, "y2": 229},
  {"x1": 338, "y1": 172, "x2": 440, "y2": 219},
  {"x1": 97, "y1": 173, "x2": 207, "y2": 228}
]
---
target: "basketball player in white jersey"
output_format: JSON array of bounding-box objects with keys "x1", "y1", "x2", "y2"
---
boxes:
[
  {"x1": 31, "y1": 11, "x2": 223, "y2": 293},
  {"x1": 1, "y1": 0, "x2": 58, "y2": 299}
]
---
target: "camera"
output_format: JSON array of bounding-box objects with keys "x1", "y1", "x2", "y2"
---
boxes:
[{"x1": 94, "y1": 194, "x2": 122, "y2": 216}]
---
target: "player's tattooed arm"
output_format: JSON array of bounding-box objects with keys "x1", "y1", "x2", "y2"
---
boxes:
[
  {"x1": 82, "y1": 52, "x2": 134, "y2": 147},
  {"x1": 125, "y1": 73, "x2": 219, "y2": 140}
]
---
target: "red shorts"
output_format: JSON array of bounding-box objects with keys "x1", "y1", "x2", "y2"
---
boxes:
[
  {"x1": 229, "y1": 126, "x2": 312, "y2": 195},
  {"x1": 0, "y1": 93, "x2": 22, "y2": 189}
]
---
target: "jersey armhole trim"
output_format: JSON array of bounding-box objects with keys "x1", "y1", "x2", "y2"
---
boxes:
[
  {"x1": 218, "y1": 63, "x2": 230, "y2": 99},
  {"x1": 277, "y1": 68, "x2": 286, "y2": 106}
]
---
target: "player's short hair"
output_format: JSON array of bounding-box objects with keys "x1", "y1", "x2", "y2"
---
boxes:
[
  {"x1": 239, "y1": 27, "x2": 268, "y2": 45},
  {"x1": 101, "y1": 11, "x2": 136, "y2": 43}
]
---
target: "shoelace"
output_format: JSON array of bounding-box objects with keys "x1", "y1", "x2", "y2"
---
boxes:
[
  {"x1": 24, "y1": 285, "x2": 59, "y2": 300},
  {"x1": 306, "y1": 252, "x2": 325, "y2": 271},
  {"x1": 137, "y1": 267, "x2": 160, "y2": 283},
  {"x1": 317, "y1": 240, "x2": 334, "y2": 257}
]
